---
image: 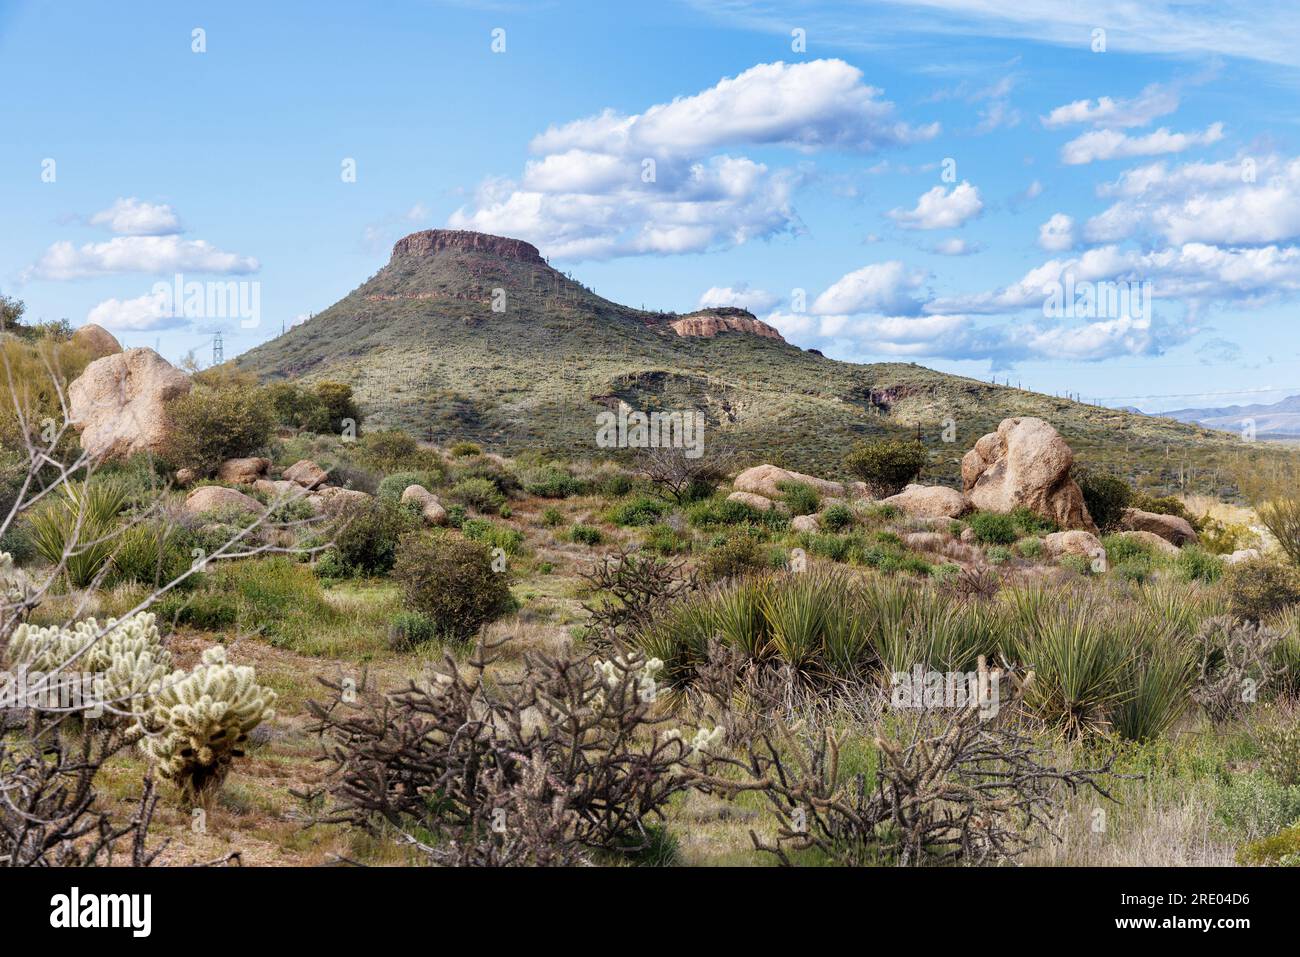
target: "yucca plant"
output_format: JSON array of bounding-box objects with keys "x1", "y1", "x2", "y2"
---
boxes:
[
  {"x1": 27, "y1": 479, "x2": 129, "y2": 587},
  {"x1": 1108, "y1": 621, "x2": 1198, "y2": 741},
  {"x1": 711, "y1": 575, "x2": 771, "y2": 660},
  {"x1": 760, "y1": 571, "x2": 836, "y2": 678}
]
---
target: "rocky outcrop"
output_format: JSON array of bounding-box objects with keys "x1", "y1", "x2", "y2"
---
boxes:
[
  {"x1": 880, "y1": 484, "x2": 970, "y2": 519},
  {"x1": 67, "y1": 348, "x2": 190, "y2": 460},
  {"x1": 283, "y1": 459, "x2": 328, "y2": 490},
  {"x1": 1043, "y1": 530, "x2": 1104, "y2": 559},
  {"x1": 1111, "y1": 529, "x2": 1180, "y2": 556},
  {"x1": 184, "y1": 485, "x2": 261, "y2": 516},
  {"x1": 309, "y1": 486, "x2": 371, "y2": 514},
  {"x1": 216, "y1": 457, "x2": 270, "y2": 484},
  {"x1": 961, "y1": 417, "x2": 1096, "y2": 532},
  {"x1": 727, "y1": 490, "x2": 781, "y2": 512},
  {"x1": 402, "y1": 485, "x2": 447, "y2": 526},
  {"x1": 1118, "y1": 508, "x2": 1198, "y2": 547},
  {"x1": 790, "y1": 514, "x2": 819, "y2": 533},
  {"x1": 391, "y1": 229, "x2": 545, "y2": 265},
  {"x1": 70, "y1": 323, "x2": 122, "y2": 358},
  {"x1": 669, "y1": 308, "x2": 785, "y2": 342},
  {"x1": 254, "y1": 479, "x2": 301, "y2": 499},
  {"x1": 733, "y1": 464, "x2": 845, "y2": 500}
]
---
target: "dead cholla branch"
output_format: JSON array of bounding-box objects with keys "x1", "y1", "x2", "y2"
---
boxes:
[
  {"x1": 1193, "y1": 615, "x2": 1287, "y2": 722},
  {"x1": 690, "y1": 662, "x2": 1117, "y2": 866},
  {"x1": 302, "y1": 636, "x2": 719, "y2": 865},
  {"x1": 580, "y1": 544, "x2": 696, "y2": 647}
]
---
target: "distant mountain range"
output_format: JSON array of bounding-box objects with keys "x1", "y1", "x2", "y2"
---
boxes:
[
  {"x1": 1156, "y1": 394, "x2": 1300, "y2": 439},
  {"x1": 236, "y1": 229, "x2": 1285, "y2": 488}
]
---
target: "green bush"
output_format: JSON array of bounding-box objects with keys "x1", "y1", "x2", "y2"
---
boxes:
[
  {"x1": 392, "y1": 532, "x2": 515, "y2": 642},
  {"x1": 967, "y1": 511, "x2": 1018, "y2": 545},
  {"x1": 986, "y1": 545, "x2": 1013, "y2": 565},
  {"x1": 388, "y1": 611, "x2": 441, "y2": 650},
  {"x1": 569, "y1": 523, "x2": 603, "y2": 545},
  {"x1": 608, "y1": 494, "x2": 667, "y2": 527},
  {"x1": 314, "y1": 381, "x2": 363, "y2": 435},
  {"x1": 1259, "y1": 498, "x2": 1300, "y2": 567},
  {"x1": 1237, "y1": 824, "x2": 1300, "y2": 866},
  {"x1": 1222, "y1": 559, "x2": 1300, "y2": 622},
  {"x1": 819, "y1": 503, "x2": 854, "y2": 532},
  {"x1": 522, "y1": 464, "x2": 583, "y2": 499},
  {"x1": 1176, "y1": 546, "x2": 1223, "y2": 583},
  {"x1": 108, "y1": 522, "x2": 194, "y2": 589},
  {"x1": 540, "y1": 506, "x2": 563, "y2": 528},
  {"x1": 448, "y1": 440, "x2": 481, "y2": 457},
  {"x1": 778, "y1": 480, "x2": 819, "y2": 517},
  {"x1": 324, "y1": 498, "x2": 418, "y2": 576},
  {"x1": 843, "y1": 438, "x2": 929, "y2": 497},
  {"x1": 460, "y1": 517, "x2": 525, "y2": 555},
  {"x1": 263, "y1": 382, "x2": 330, "y2": 432},
  {"x1": 377, "y1": 470, "x2": 441, "y2": 504},
  {"x1": 451, "y1": 477, "x2": 506, "y2": 514},
  {"x1": 161, "y1": 386, "x2": 275, "y2": 474},
  {"x1": 1075, "y1": 469, "x2": 1132, "y2": 531},
  {"x1": 155, "y1": 589, "x2": 238, "y2": 631},
  {"x1": 356, "y1": 429, "x2": 438, "y2": 473},
  {"x1": 699, "y1": 530, "x2": 767, "y2": 582},
  {"x1": 687, "y1": 494, "x2": 781, "y2": 529},
  {"x1": 1015, "y1": 537, "x2": 1043, "y2": 559},
  {"x1": 642, "y1": 523, "x2": 690, "y2": 555},
  {"x1": 1102, "y1": 533, "x2": 1156, "y2": 565}
]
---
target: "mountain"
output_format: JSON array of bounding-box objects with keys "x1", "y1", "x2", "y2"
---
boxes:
[
  {"x1": 237, "y1": 229, "x2": 1281, "y2": 490},
  {"x1": 1159, "y1": 394, "x2": 1300, "y2": 439}
]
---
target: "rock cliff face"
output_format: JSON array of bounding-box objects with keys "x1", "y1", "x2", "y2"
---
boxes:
[
  {"x1": 669, "y1": 307, "x2": 785, "y2": 342},
  {"x1": 390, "y1": 229, "x2": 545, "y2": 265}
]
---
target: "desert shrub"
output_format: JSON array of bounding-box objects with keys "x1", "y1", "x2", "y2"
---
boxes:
[
  {"x1": 522, "y1": 464, "x2": 583, "y2": 499},
  {"x1": 27, "y1": 479, "x2": 129, "y2": 587},
  {"x1": 445, "y1": 503, "x2": 466, "y2": 528},
  {"x1": 778, "y1": 480, "x2": 819, "y2": 517},
  {"x1": 1103, "y1": 532, "x2": 1156, "y2": 565},
  {"x1": 1237, "y1": 824, "x2": 1300, "y2": 866},
  {"x1": 461, "y1": 517, "x2": 525, "y2": 555},
  {"x1": 314, "y1": 381, "x2": 363, "y2": 435},
  {"x1": 642, "y1": 523, "x2": 690, "y2": 555},
  {"x1": 140, "y1": 646, "x2": 276, "y2": 805},
  {"x1": 639, "y1": 445, "x2": 733, "y2": 504},
  {"x1": 1075, "y1": 469, "x2": 1131, "y2": 531},
  {"x1": 1216, "y1": 772, "x2": 1300, "y2": 840},
  {"x1": 263, "y1": 381, "x2": 330, "y2": 432},
  {"x1": 449, "y1": 456, "x2": 519, "y2": 494},
  {"x1": 598, "y1": 471, "x2": 634, "y2": 497},
  {"x1": 540, "y1": 506, "x2": 563, "y2": 527},
  {"x1": 1221, "y1": 559, "x2": 1300, "y2": 621},
  {"x1": 1016, "y1": 537, "x2": 1043, "y2": 559},
  {"x1": 570, "y1": 523, "x2": 603, "y2": 545},
  {"x1": 451, "y1": 476, "x2": 506, "y2": 514},
  {"x1": 843, "y1": 438, "x2": 929, "y2": 497},
  {"x1": 1058, "y1": 554, "x2": 1092, "y2": 576},
  {"x1": 687, "y1": 494, "x2": 784, "y2": 530},
  {"x1": 448, "y1": 440, "x2": 481, "y2": 457},
  {"x1": 608, "y1": 494, "x2": 667, "y2": 527},
  {"x1": 820, "y1": 503, "x2": 854, "y2": 532},
  {"x1": 306, "y1": 641, "x2": 718, "y2": 864},
  {"x1": 1193, "y1": 615, "x2": 1287, "y2": 721},
  {"x1": 387, "y1": 610, "x2": 440, "y2": 650},
  {"x1": 967, "y1": 511, "x2": 1018, "y2": 545},
  {"x1": 324, "y1": 498, "x2": 418, "y2": 577},
  {"x1": 1257, "y1": 720, "x2": 1300, "y2": 787},
  {"x1": 154, "y1": 589, "x2": 238, "y2": 631},
  {"x1": 355, "y1": 429, "x2": 437, "y2": 473},
  {"x1": 160, "y1": 386, "x2": 275, "y2": 474},
  {"x1": 699, "y1": 530, "x2": 770, "y2": 583},
  {"x1": 1259, "y1": 498, "x2": 1300, "y2": 567},
  {"x1": 581, "y1": 547, "x2": 696, "y2": 647},
  {"x1": 376, "y1": 469, "x2": 442, "y2": 504},
  {"x1": 1199, "y1": 517, "x2": 1257, "y2": 555},
  {"x1": 986, "y1": 545, "x2": 1013, "y2": 565},
  {"x1": 107, "y1": 522, "x2": 194, "y2": 589},
  {"x1": 392, "y1": 532, "x2": 515, "y2": 642},
  {"x1": 1176, "y1": 546, "x2": 1223, "y2": 583},
  {"x1": 1009, "y1": 506, "x2": 1057, "y2": 535}
]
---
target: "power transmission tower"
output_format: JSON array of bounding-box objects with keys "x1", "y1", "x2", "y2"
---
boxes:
[{"x1": 212, "y1": 331, "x2": 224, "y2": 366}]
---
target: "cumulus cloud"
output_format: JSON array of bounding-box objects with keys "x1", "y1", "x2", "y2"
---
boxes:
[
  {"x1": 887, "y1": 181, "x2": 983, "y2": 230},
  {"x1": 1038, "y1": 213, "x2": 1076, "y2": 251},
  {"x1": 85, "y1": 290, "x2": 186, "y2": 331},
  {"x1": 931, "y1": 237, "x2": 980, "y2": 256},
  {"x1": 1041, "y1": 83, "x2": 1180, "y2": 129},
  {"x1": 87, "y1": 197, "x2": 181, "y2": 235},
  {"x1": 27, "y1": 236, "x2": 260, "y2": 280},
  {"x1": 1060, "y1": 122, "x2": 1224, "y2": 165},
  {"x1": 810, "y1": 261, "x2": 927, "y2": 315},
  {"x1": 696, "y1": 284, "x2": 780, "y2": 311},
  {"x1": 450, "y1": 59, "x2": 937, "y2": 260}
]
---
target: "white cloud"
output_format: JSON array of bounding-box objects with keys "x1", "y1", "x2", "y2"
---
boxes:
[
  {"x1": 810, "y1": 261, "x2": 927, "y2": 315},
  {"x1": 888, "y1": 181, "x2": 983, "y2": 229},
  {"x1": 85, "y1": 290, "x2": 185, "y2": 331},
  {"x1": 450, "y1": 59, "x2": 937, "y2": 260},
  {"x1": 1037, "y1": 213, "x2": 1076, "y2": 251},
  {"x1": 1041, "y1": 83, "x2": 1180, "y2": 129},
  {"x1": 1061, "y1": 122, "x2": 1224, "y2": 165},
  {"x1": 87, "y1": 197, "x2": 181, "y2": 236},
  {"x1": 696, "y1": 285, "x2": 780, "y2": 311},
  {"x1": 27, "y1": 236, "x2": 260, "y2": 280},
  {"x1": 931, "y1": 237, "x2": 979, "y2": 256}
]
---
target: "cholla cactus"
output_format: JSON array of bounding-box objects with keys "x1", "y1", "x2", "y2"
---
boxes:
[
  {"x1": 0, "y1": 551, "x2": 28, "y2": 624},
  {"x1": 6, "y1": 612, "x2": 171, "y2": 724},
  {"x1": 140, "y1": 646, "x2": 276, "y2": 804}
]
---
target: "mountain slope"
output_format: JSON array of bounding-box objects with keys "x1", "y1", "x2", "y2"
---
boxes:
[
  {"x1": 238, "y1": 229, "x2": 1286, "y2": 492},
  {"x1": 1161, "y1": 394, "x2": 1300, "y2": 439}
]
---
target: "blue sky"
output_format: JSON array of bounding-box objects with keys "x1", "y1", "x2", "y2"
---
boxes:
[{"x1": 3, "y1": 0, "x2": 1300, "y2": 412}]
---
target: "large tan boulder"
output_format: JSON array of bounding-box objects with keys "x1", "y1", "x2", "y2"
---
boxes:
[
  {"x1": 70, "y1": 323, "x2": 122, "y2": 358},
  {"x1": 67, "y1": 348, "x2": 190, "y2": 460},
  {"x1": 1043, "y1": 529, "x2": 1103, "y2": 559},
  {"x1": 961, "y1": 417, "x2": 1096, "y2": 532},
  {"x1": 216, "y1": 457, "x2": 270, "y2": 484},
  {"x1": 401, "y1": 485, "x2": 447, "y2": 526},
  {"x1": 1119, "y1": 508, "x2": 1197, "y2": 547},
  {"x1": 254, "y1": 478, "x2": 301, "y2": 498},
  {"x1": 283, "y1": 459, "x2": 328, "y2": 489},
  {"x1": 880, "y1": 483, "x2": 970, "y2": 519},
  {"x1": 727, "y1": 490, "x2": 781, "y2": 512},
  {"x1": 184, "y1": 485, "x2": 261, "y2": 516},
  {"x1": 1111, "y1": 529, "x2": 1179, "y2": 556},
  {"x1": 733, "y1": 464, "x2": 845, "y2": 500}
]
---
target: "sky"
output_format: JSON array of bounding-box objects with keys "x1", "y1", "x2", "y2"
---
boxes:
[{"x1": 3, "y1": 0, "x2": 1300, "y2": 413}]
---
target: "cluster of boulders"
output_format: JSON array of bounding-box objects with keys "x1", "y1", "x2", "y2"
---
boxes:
[{"x1": 727, "y1": 416, "x2": 1213, "y2": 567}]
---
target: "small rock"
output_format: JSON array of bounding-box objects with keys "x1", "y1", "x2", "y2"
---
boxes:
[
  {"x1": 880, "y1": 484, "x2": 970, "y2": 519},
  {"x1": 254, "y1": 478, "x2": 301, "y2": 499},
  {"x1": 960, "y1": 526, "x2": 977, "y2": 543},
  {"x1": 402, "y1": 484, "x2": 448, "y2": 526},
  {"x1": 174, "y1": 468, "x2": 198, "y2": 487},
  {"x1": 1111, "y1": 529, "x2": 1179, "y2": 556},
  {"x1": 727, "y1": 490, "x2": 780, "y2": 512},
  {"x1": 790, "y1": 514, "x2": 818, "y2": 533},
  {"x1": 283, "y1": 459, "x2": 329, "y2": 489},
  {"x1": 1119, "y1": 508, "x2": 1198, "y2": 547},
  {"x1": 216, "y1": 457, "x2": 270, "y2": 484},
  {"x1": 184, "y1": 485, "x2": 261, "y2": 516},
  {"x1": 1043, "y1": 529, "x2": 1104, "y2": 559},
  {"x1": 70, "y1": 323, "x2": 122, "y2": 358}
]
